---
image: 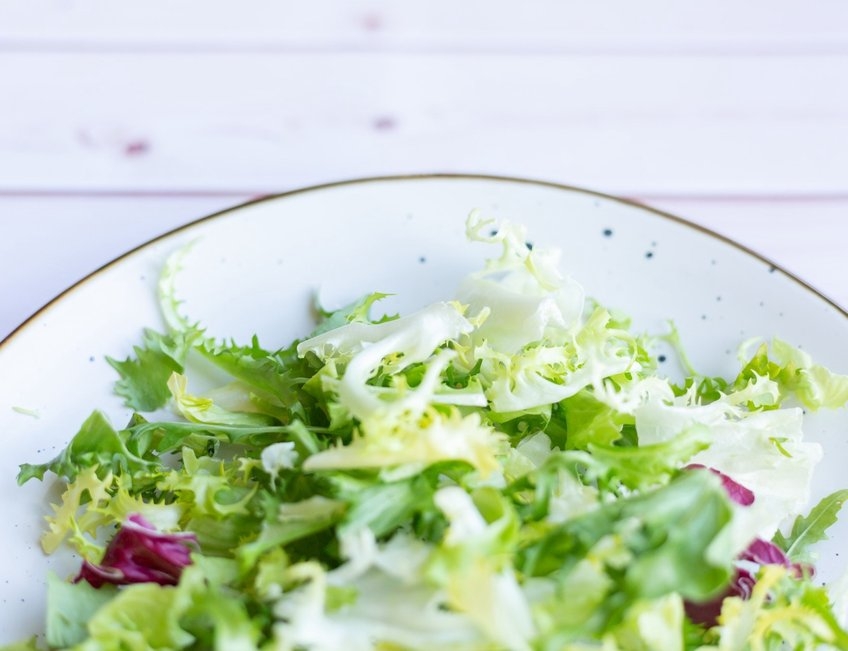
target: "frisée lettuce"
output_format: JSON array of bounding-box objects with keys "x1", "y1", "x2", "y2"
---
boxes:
[{"x1": 7, "y1": 213, "x2": 848, "y2": 651}]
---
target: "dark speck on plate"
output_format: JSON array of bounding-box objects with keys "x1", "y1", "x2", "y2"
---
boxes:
[
  {"x1": 602, "y1": 228, "x2": 613, "y2": 237},
  {"x1": 768, "y1": 266, "x2": 776, "y2": 273},
  {"x1": 658, "y1": 354, "x2": 667, "y2": 363},
  {"x1": 419, "y1": 256, "x2": 426, "y2": 264},
  {"x1": 645, "y1": 251, "x2": 654, "y2": 259},
  {"x1": 89, "y1": 356, "x2": 95, "y2": 362},
  {"x1": 489, "y1": 229, "x2": 498, "y2": 236},
  {"x1": 701, "y1": 314, "x2": 707, "y2": 320},
  {"x1": 525, "y1": 241, "x2": 534, "y2": 250}
]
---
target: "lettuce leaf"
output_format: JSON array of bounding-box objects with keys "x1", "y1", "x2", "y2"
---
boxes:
[
  {"x1": 738, "y1": 338, "x2": 848, "y2": 410},
  {"x1": 107, "y1": 328, "x2": 198, "y2": 411},
  {"x1": 773, "y1": 489, "x2": 848, "y2": 563},
  {"x1": 45, "y1": 573, "x2": 116, "y2": 648}
]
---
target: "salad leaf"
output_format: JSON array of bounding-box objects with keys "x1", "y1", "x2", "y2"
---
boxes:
[
  {"x1": 773, "y1": 489, "x2": 848, "y2": 563},
  {"x1": 107, "y1": 328, "x2": 198, "y2": 411},
  {"x1": 0, "y1": 640, "x2": 40, "y2": 651},
  {"x1": 458, "y1": 212, "x2": 584, "y2": 353},
  {"x1": 75, "y1": 514, "x2": 197, "y2": 588},
  {"x1": 519, "y1": 469, "x2": 736, "y2": 603},
  {"x1": 426, "y1": 486, "x2": 534, "y2": 651},
  {"x1": 586, "y1": 426, "x2": 710, "y2": 491},
  {"x1": 18, "y1": 410, "x2": 149, "y2": 484},
  {"x1": 738, "y1": 338, "x2": 848, "y2": 410},
  {"x1": 310, "y1": 291, "x2": 397, "y2": 336},
  {"x1": 45, "y1": 573, "x2": 116, "y2": 648},
  {"x1": 236, "y1": 495, "x2": 346, "y2": 571},
  {"x1": 9, "y1": 213, "x2": 848, "y2": 651},
  {"x1": 558, "y1": 388, "x2": 629, "y2": 450},
  {"x1": 83, "y1": 582, "x2": 195, "y2": 649},
  {"x1": 704, "y1": 565, "x2": 848, "y2": 650}
]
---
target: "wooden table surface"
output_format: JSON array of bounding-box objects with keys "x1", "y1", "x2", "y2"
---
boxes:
[{"x1": 2, "y1": 1, "x2": 847, "y2": 340}]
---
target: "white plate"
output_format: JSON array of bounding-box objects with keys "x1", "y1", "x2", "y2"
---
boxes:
[{"x1": 2, "y1": 175, "x2": 847, "y2": 643}]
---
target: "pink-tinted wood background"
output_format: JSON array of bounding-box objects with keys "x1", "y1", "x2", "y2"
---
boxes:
[{"x1": 2, "y1": 1, "x2": 847, "y2": 338}]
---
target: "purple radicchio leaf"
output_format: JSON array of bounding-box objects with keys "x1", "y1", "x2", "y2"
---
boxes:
[
  {"x1": 741, "y1": 537, "x2": 813, "y2": 579},
  {"x1": 75, "y1": 514, "x2": 197, "y2": 588},
  {"x1": 684, "y1": 566, "x2": 756, "y2": 626},
  {"x1": 683, "y1": 464, "x2": 764, "y2": 626},
  {"x1": 684, "y1": 536, "x2": 813, "y2": 626},
  {"x1": 685, "y1": 464, "x2": 755, "y2": 506}
]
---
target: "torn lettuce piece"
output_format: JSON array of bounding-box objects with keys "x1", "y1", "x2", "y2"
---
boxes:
[
  {"x1": 107, "y1": 328, "x2": 199, "y2": 412},
  {"x1": 309, "y1": 291, "x2": 398, "y2": 337},
  {"x1": 303, "y1": 408, "x2": 506, "y2": 479},
  {"x1": 519, "y1": 470, "x2": 737, "y2": 604},
  {"x1": 167, "y1": 372, "x2": 276, "y2": 427},
  {"x1": 426, "y1": 486, "x2": 535, "y2": 651},
  {"x1": 704, "y1": 565, "x2": 848, "y2": 650},
  {"x1": 45, "y1": 574, "x2": 116, "y2": 648},
  {"x1": 271, "y1": 553, "x2": 483, "y2": 651},
  {"x1": 738, "y1": 338, "x2": 848, "y2": 410},
  {"x1": 297, "y1": 301, "x2": 476, "y2": 424},
  {"x1": 458, "y1": 212, "x2": 584, "y2": 353},
  {"x1": 478, "y1": 307, "x2": 647, "y2": 415},
  {"x1": 18, "y1": 410, "x2": 159, "y2": 485},
  {"x1": 637, "y1": 394, "x2": 822, "y2": 544}
]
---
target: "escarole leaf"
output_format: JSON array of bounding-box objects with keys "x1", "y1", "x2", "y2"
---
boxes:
[
  {"x1": 310, "y1": 291, "x2": 398, "y2": 337},
  {"x1": 559, "y1": 388, "x2": 630, "y2": 450},
  {"x1": 18, "y1": 408, "x2": 320, "y2": 491},
  {"x1": 107, "y1": 328, "x2": 200, "y2": 411},
  {"x1": 45, "y1": 573, "x2": 117, "y2": 648},
  {"x1": 519, "y1": 470, "x2": 736, "y2": 603},
  {"x1": 18, "y1": 410, "x2": 154, "y2": 484},
  {"x1": 738, "y1": 338, "x2": 848, "y2": 410},
  {"x1": 167, "y1": 372, "x2": 276, "y2": 427},
  {"x1": 707, "y1": 565, "x2": 848, "y2": 650},
  {"x1": 587, "y1": 426, "x2": 711, "y2": 490},
  {"x1": 83, "y1": 583, "x2": 195, "y2": 649}
]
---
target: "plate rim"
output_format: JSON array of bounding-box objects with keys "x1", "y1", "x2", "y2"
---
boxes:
[{"x1": 2, "y1": 172, "x2": 845, "y2": 351}]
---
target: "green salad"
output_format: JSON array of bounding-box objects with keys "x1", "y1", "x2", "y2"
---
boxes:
[{"x1": 7, "y1": 214, "x2": 848, "y2": 651}]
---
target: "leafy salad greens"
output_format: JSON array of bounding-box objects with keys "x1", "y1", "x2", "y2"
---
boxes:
[{"x1": 6, "y1": 213, "x2": 848, "y2": 651}]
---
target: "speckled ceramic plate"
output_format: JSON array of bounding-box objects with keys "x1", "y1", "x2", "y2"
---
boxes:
[{"x1": 2, "y1": 175, "x2": 847, "y2": 642}]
